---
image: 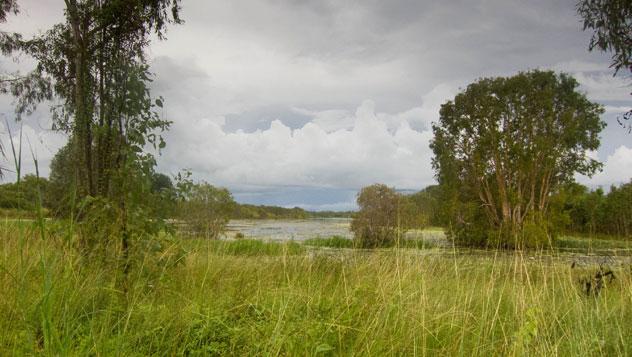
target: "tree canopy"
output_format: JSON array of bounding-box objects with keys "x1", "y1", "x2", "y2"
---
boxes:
[{"x1": 431, "y1": 70, "x2": 605, "y2": 248}]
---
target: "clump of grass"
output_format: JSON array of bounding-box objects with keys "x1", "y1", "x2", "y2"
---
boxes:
[
  {"x1": 303, "y1": 235, "x2": 354, "y2": 248},
  {"x1": 197, "y1": 238, "x2": 305, "y2": 256}
]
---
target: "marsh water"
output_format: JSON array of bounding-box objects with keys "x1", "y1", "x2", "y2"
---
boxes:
[
  {"x1": 225, "y1": 218, "x2": 354, "y2": 241},
  {"x1": 224, "y1": 218, "x2": 449, "y2": 245},
  {"x1": 224, "y1": 219, "x2": 632, "y2": 267}
]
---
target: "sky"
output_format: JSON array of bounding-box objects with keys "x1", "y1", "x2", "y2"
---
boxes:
[{"x1": 1, "y1": 0, "x2": 631, "y2": 211}]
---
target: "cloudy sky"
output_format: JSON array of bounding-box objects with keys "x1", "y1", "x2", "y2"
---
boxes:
[{"x1": 1, "y1": 0, "x2": 631, "y2": 210}]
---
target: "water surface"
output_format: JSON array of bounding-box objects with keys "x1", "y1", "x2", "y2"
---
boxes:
[{"x1": 225, "y1": 218, "x2": 353, "y2": 241}]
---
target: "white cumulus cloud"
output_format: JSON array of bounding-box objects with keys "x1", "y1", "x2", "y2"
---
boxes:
[
  {"x1": 577, "y1": 145, "x2": 632, "y2": 188},
  {"x1": 158, "y1": 100, "x2": 437, "y2": 191}
]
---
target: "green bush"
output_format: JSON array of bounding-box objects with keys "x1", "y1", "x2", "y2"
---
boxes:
[{"x1": 351, "y1": 184, "x2": 405, "y2": 248}]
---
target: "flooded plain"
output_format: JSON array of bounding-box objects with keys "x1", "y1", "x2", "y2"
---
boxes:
[
  {"x1": 223, "y1": 219, "x2": 632, "y2": 267},
  {"x1": 225, "y1": 218, "x2": 354, "y2": 241},
  {"x1": 224, "y1": 218, "x2": 449, "y2": 245}
]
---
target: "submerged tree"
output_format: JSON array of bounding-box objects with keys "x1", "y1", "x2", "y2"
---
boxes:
[{"x1": 431, "y1": 70, "x2": 605, "y2": 248}]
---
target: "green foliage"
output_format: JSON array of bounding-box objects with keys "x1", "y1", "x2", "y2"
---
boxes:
[
  {"x1": 351, "y1": 184, "x2": 406, "y2": 248},
  {"x1": 403, "y1": 185, "x2": 450, "y2": 228},
  {"x1": 577, "y1": 0, "x2": 632, "y2": 129},
  {"x1": 578, "y1": 0, "x2": 632, "y2": 75},
  {"x1": 0, "y1": 174, "x2": 48, "y2": 211},
  {"x1": 71, "y1": 156, "x2": 184, "y2": 274},
  {"x1": 46, "y1": 143, "x2": 75, "y2": 217},
  {"x1": 1, "y1": 1, "x2": 181, "y2": 195},
  {"x1": 431, "y1": 70, "x2": 605, "y2": 248},
  {"x1": 176, "y1": 175, "x2": 236, "y2": 239},
  {"x1": 552, "y1": 180, "x2": 632, "y2": 238},
  {"x1": 148, "y1": 172, "x2": 177, "y2": 219}
]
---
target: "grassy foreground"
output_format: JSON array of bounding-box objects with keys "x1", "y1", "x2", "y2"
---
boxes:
[{"x1": 2, "y1": 222, "x2": 632, "y2": 355}]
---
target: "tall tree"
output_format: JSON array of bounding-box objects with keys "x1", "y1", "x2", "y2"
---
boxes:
[
  {"x1": 577, "y1": 0, "x2": 632, "y2": 131},
  {"x1": 2, "y1": 0, "x2": 181, "y2": 197},
  {"x1": 1, "y1": 1, "x2": 181, "y2": 269},
  {"x1": 431, "y1": 70, "x2": 605, "y2": 248}
]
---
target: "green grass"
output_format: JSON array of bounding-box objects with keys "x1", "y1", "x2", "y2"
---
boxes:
[
  {"x1": 202, "y1": 238, "x2": 305, "y2": 256},
  {"x1": 303, "y1": 235, "x2": 438, "y2": 250},
  {"x1": 556, "y1": 235, "x2": 632, "y2": 251},
  {"x1": 303, "y1": 235, "x2": 355, "y2": 248},
  {"x1": 2, "y1": 223, "x2": 632, "y2": 355}
]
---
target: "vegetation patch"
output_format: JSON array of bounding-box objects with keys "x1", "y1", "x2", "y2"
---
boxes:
[
  {"x1": 303, "y1": 235, "x2": 355, "y2": 248},
  {"x1": 198, "y1": 239, "x2": 306, "y2": 256}
]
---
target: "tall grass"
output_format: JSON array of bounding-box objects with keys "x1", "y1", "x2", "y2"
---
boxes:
[{"x1": 1, "y1": 222, "x2": 632, "y2": 355}]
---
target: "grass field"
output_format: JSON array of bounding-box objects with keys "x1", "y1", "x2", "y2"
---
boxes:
[{"x1": 2, "y1": 220, "x2": 632, "y2": 355}]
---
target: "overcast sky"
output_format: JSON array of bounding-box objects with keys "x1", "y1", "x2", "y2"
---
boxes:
[{"x1": 1, "y1": 0, "x2": 631, "y2": 210}]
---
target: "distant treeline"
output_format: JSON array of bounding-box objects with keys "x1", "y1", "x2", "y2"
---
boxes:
[
  {"x1": 551, "y1": 181, "x2": 632, "y2": 238},
  {"x1": 232, "y1": 204, "x2": 354, "y2": 219},
  {"x1": 0, "y1": 175, "x2": 354, "y2": 220},
  {"x1": 308, "y1": 210, "x2": 355, "y2": 219},
  {"x1": 232, "y1": 204, "x2": 308, "y2": 219},
  {"x1": 2, "y1": 175, "x2": 629, "y2": 238}
]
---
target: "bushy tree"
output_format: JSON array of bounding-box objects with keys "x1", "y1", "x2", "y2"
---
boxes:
[
  {"x1": 351, "y1": 184, "x2": 405, "y2": 248},
  {"x1": 177, "y1": 181, "x2": 236, "y2": 239},
  {"x1": 431, "y1": 70, "x2": 605, "y2": 248},
  {"x1": 0, "y1": 174, "x2": 48, "y2": 211}
]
